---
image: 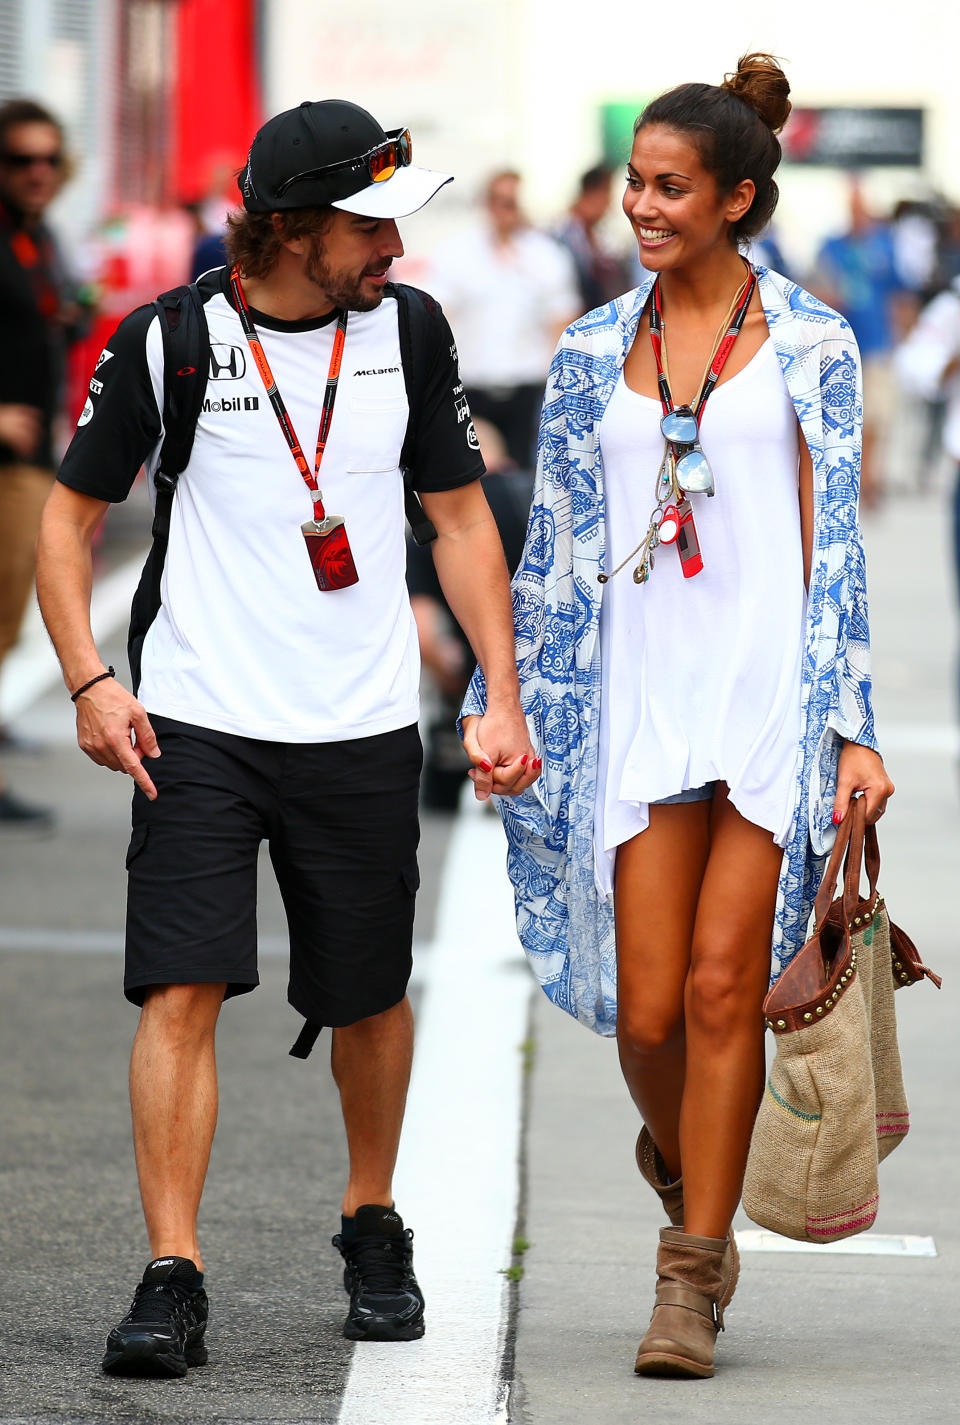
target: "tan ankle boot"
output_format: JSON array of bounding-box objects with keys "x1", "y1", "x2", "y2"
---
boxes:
[
  {"x1": 635, "y1": 1127, "x2": 740, "y2": 1310},
  {"x1": 635, "y1": 1126, "x2": 684, "y2": 1226},
  {"x1": 634, "y1": 1228, "x2": 727, "y2": 1379}
]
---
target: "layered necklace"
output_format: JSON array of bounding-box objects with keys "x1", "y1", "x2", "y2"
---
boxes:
[{"x1": 599, "y1": 260, "x2": 756, "y2": 586}]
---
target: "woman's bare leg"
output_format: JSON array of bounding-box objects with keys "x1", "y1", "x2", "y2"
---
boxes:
[
  {"x1": 680, "y1": 787, "x2": 783, "y2": 1238},
  {"x1": 614, "y1": 802, "x2": 711, "y2": 1180}
]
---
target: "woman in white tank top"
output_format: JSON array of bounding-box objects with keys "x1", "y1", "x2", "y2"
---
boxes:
[{"x1": 463, "y1": 54, "x2": 895, "y2": 1380}]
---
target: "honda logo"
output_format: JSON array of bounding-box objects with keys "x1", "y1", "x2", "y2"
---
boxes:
[{"x1": 208, "y1": 344, "x2": 247, "y2": 381}]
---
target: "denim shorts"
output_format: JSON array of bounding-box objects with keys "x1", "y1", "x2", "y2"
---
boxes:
[{"x1": 651, "y1": 781, "x2": 717, "y2": 806}]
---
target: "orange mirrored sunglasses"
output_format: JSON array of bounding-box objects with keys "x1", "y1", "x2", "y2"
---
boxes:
[{"x1": 276, "y1": 128, "x2": 412, "y2": 199}]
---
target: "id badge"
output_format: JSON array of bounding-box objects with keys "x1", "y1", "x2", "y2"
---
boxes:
[
  {"x1": 676, "y1": 500, "x2": 704, "y2": 578},
  {"x1": 301, "y1": 516, "x2": 359, "y2": 591}
]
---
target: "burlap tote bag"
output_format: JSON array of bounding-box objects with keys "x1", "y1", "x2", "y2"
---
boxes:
[{"x1": 743, "y1": 798, "x2": 940, "y2": 1243}]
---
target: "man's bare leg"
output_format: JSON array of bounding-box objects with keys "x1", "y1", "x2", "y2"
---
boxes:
[
  {"x1": 129, "y1": 982, "x2": 226, "y2": 1270},
  {"x1": 332, "y1": 995, "x2": 414, "y2": 1215}
]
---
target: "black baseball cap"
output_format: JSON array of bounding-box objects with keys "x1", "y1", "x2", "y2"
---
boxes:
[{"x1": 239, "y1": 100, "x2": 452, "y2": 217}]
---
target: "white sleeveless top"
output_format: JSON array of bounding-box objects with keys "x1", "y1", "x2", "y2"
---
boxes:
[{"x1": 594, "y1": 339, "x2": 805, "y2": 897}]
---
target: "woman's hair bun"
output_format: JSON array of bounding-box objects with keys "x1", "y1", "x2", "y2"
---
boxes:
[{"x1": 721, "y1": 53, "x2": 791, "y2": 134}]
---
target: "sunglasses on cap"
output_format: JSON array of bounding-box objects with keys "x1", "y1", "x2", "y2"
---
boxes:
[
  {"x1": 660, "y1": 405, "x2": 714, "y2": 497},
  {"x1": 1, "y1": 150, "x2": 63, "y2": 169},
  {"x1": 276, "y1": 127, "x2": 412, "y2": 200}
]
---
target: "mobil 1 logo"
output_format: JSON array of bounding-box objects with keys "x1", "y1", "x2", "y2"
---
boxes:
[{"x1": 202, "y1": 396, "x2": 260, "y2": 414}]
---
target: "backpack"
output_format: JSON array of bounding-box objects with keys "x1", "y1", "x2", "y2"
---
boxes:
[{"x1": 127, "y1": 279, "x2": 438, "y2": 692}]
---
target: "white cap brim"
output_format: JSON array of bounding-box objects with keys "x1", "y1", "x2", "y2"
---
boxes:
[{"x1": 331, "y1": 165, "x2": 453, "y2": 219}]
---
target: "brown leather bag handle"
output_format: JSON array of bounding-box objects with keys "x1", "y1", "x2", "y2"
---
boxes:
[
  {"x1": 863, "y1": 819, "x2": 880, "y2": 898},
  {"x1": 840, "y1": 796, "x2": 868, "y2": 930},
  {"x1": 813, "y1": 795, "x2": 875, "y2": 930},
  {"x1": 813, "y1": 804, "x2": 856, "y2": 928}
]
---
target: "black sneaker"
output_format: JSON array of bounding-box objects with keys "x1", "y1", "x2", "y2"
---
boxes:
[
  {"x1": 333, "y1": 1205, "x2": 425, "y2": 1341},
  {"x1": 102, "y1": 1256, "x2": 208, "y2": 1377}
]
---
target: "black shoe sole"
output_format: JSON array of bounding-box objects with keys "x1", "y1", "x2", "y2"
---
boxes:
[
  {"x1": 343, "y1": 1316, "x2": 425, "y2": 1342},
  {"x1": 101, "y1": 1338, "x2": 207, "y2": 1378}
]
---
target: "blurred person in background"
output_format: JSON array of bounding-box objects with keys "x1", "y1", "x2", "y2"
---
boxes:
[
  {"x1": 463, "y1": 53, "x2": 893, "y2": 1381},
  {"x1": 744, "y1": 220, "x2": 791, "y2": 277},
  {"x1": 184, "y1": 202, "x2": 228, "y2": 282},
  {"x1": 407, "y1": 417, "x2": 532, "y2": 810},
  {"x1": 552, "y1": 164, "x2": 629, "y2": 315},
  {"x1": 894, "y1": 272, "x2": 960, "y2": 695},
  {"x1": 934, "y1": 205, "x2": 960, "y2": 288},
  {"x1": 0, "y1": 98, "x2": 88, "y2": 830},
  {"x1": 427, "y1": 169, "x2": 578, "y2": 465},
  {"x1": 813, "y1": 178, "x2": 913, "y2": 507}
]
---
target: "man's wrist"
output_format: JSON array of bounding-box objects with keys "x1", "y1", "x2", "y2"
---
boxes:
[
  {"x1": 62, "y1": 653, "x2": 112, "y2": 697},
  {"x1": 484, "y1": 682, "x2": 523, "y2": 714}
]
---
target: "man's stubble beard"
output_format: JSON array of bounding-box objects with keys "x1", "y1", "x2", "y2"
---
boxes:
[{"x1": 305, "y1": 238, "x2": 383, "y2": 314}]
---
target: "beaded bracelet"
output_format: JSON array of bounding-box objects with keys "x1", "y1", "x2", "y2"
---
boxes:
[{"x1": 70, "y1": 666, "x2": 115, "y2": 702}]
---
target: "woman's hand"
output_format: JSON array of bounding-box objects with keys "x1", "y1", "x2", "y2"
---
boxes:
[{"x1": 833, "y1": 741, "x2": 895, "y2": 826}]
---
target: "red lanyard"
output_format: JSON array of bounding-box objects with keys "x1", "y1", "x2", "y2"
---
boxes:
[
  {"x1": 230, "y1": 265, "x2": 347, "y2": 523},
  {"x1": 647, "y1": 262, "x2": 756, "y2": 423}
]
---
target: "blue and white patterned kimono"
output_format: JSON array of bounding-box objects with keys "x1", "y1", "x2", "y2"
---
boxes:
[{"x1": 463, "y1": 265, "x2": 878, "y2": 1037}]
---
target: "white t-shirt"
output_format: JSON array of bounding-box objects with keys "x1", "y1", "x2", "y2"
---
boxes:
[
  {"x1": 59, "y1": 268, "x2": 483, "y2": 742},
  {"x1": 594, "y1": 340, "x2": 806, "y2": 896},
  {"x1": 428, "y1": 224, "x2": 579, "y2": 388}
]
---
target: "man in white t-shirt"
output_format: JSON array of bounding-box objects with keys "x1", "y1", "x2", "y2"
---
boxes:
[
  {"x1": 427, "y1": 169, "x2": 579, "y2": 465},
  {"x1": 36, "y1": 100, "x2": 538, "y2": 1376}
]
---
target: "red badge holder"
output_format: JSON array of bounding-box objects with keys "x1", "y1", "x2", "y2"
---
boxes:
[
  {"x1": 676, "y1": 500, "x2": 704, "y2": 578},
  {"x1": 301, "y1": 516, "x2": 359, "y2": 591}
]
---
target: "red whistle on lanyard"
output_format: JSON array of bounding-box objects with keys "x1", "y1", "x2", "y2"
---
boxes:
[{"x1": 676, "y1": 500, "x2": 704, "y2": 578}]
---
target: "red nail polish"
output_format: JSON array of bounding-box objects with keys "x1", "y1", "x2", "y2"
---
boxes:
[
  {"x1": 832, "y1": 810, "x2": 842, "y2": 824},
  {"x1": 481, "y1": 759, "x2": 493, "y2": 772},
  {"x1": 521, "y1": 755, "x2": 528, "y2": 766}
]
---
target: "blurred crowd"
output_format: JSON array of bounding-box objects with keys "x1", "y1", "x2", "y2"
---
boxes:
[{"x1": 4, "y1": 92, "x2": 960, "y2": 822}]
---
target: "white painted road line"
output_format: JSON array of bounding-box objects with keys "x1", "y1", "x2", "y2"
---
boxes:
[
  {"x1": 737, "y1": 1230, "x2": 937, "y2": 1257},
  {"x1": 0, "y1": 550, "x2": 146, "y2": 721},
  {"x1": 337, "y1": 800, "x2": 531, "y2": 1425}
]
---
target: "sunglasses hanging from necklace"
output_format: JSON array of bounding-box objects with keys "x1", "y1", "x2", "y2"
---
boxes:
[{"x1": 598, "y1": 260, "x2": 756, "y2": 587}]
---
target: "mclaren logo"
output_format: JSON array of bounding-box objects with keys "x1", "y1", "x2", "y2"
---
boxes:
[
  {"x1": 202, "y1": 396, "x2": 259, "y2": 413},
  {"x1": 353, "y1": 366, "x2": 401, "y2": 376},
  {"x1": 209, "y1": 344, "x2": 247, "y2": 381}
]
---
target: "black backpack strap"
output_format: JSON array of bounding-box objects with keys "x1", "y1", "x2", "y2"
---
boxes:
[
  {"x1": 393, "y1": 283, "x2": 437, "y2": 546},
  {"x1": 127, "y1": 282, "x2": 210, "y2": 690},
  {"x1": 154, "y1": 281, "x2": 210, "y2": 489}
]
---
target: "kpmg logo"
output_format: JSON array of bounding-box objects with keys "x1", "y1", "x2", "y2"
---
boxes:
[
  {"x1": 202, "y1": 396, "x2": 259, "y2": 413},
  {"x1": 208, "y1": 344, "x2": 247, "y2": 381}
]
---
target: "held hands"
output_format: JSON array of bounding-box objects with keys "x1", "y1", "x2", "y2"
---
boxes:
[
  {"x1": 832, "y1": 742, "x2": 895, "y2": 826},
  {"x1": 461, "y1": 710, "x2": 541, "y2": 801},
  {"x1": 74, "y1": 676, "x2": 161, "y2": 800}
]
